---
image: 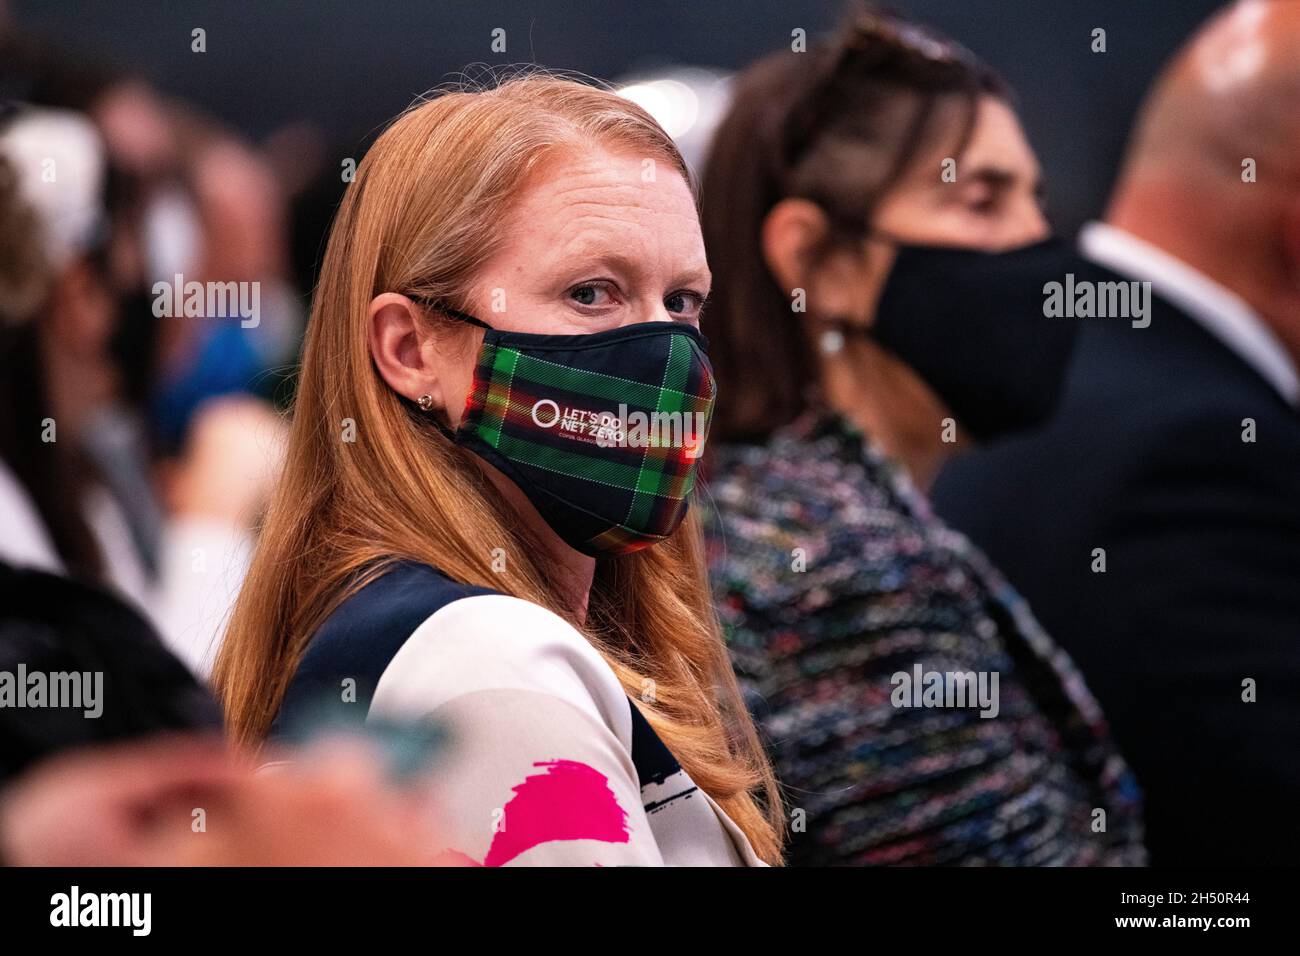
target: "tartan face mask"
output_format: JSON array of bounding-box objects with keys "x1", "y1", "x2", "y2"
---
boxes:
[{"x1": 427, "y1": 305, "x2": 716, "y2": 556}]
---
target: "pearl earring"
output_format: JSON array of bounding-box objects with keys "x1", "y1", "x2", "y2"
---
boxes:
[
  {"x1": 819, "y1": 328, "x2": 846, "y2": 355},
  {"x1": 416, "y1": 394, "x2": 434, "y2": 411}
]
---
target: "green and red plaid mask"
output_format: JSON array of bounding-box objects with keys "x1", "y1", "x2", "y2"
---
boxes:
[{"x1": 432, "y1": 306, "x2": 716, "y2": 556}]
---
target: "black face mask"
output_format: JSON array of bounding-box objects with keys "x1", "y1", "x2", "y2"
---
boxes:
[{"x1": 830, "y1": 237, "x2": 1080, "y2": 442}]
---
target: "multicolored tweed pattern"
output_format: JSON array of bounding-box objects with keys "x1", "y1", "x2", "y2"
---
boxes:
[
  {"x1": 459, "y1": 329, "x2": 714, "y2": 554},
  {"x1": 702, "y1": 411, "x2": 1146, "y2": 866}
]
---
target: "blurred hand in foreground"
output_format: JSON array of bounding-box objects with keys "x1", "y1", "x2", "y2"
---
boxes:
[{"x1": 0, "y1": 734, "x2": 445, "y2": 866}]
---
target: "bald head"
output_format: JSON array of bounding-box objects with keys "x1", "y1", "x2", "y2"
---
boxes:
[
  {"x1": 1123, "y1": 0, "x2": 1300, "y2": 181},
  {"x1": 1108, "y1": 1, "x2": 1300, "y2": 357}
]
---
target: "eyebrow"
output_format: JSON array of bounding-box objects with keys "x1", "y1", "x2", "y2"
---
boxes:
[
  {"x1": 965, "y1": 164, "x2": 1046, "y2": 200},
  {"x1": 554, "y1": 245, "x2": 711, "y2": 291},
  {"x1": 672, "y1": 266, "x2": 713, "y2": 292},
  {"x1": 968, "y1": 166, "x2": 1018, "y2": 189}
]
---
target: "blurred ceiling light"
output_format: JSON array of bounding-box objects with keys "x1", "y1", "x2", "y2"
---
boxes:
[
  {"x1": 616, "y1": 68, "x2": 733, "y2": 173},
  {"x1": 618, "y1": 78, "x2": 700, "y2": 138}
]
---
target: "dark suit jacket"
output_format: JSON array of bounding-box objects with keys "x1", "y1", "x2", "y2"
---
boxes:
[{"x1": 933, "y1": 258, "x2": 1300, "y2": 866}]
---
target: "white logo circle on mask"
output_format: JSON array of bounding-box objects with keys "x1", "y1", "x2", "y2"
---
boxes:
[{"x1": 531, "y1": 399, "x2": 561, "y2": 428}]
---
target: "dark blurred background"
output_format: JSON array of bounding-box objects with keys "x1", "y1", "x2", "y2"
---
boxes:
[{"x1": 13, "y1": 0, "x2": 1223, "y2": 235}]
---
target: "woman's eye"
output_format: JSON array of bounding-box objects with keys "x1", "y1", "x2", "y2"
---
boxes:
[
  {"x1": 569, "y1": 283, "x2": 616, "y2": 308},
  {"x1": 665, "y1": 290, "x2": 707, "y2": 319},
  {"x1": 965, "y1": 185, "x2": 1005, "y2": 218}
]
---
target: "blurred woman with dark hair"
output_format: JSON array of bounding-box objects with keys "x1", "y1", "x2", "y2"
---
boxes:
[{"x1": 700, "y1": 7, "x2": 1145, "y2": 865}]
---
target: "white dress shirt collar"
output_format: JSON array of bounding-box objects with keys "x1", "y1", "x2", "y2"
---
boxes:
[{"x1": 1079, "y1": 221, "x2": 1300, "y2": 406}]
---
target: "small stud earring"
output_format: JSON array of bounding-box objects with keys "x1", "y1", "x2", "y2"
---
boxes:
[
  {"x1": 819, "y1": 328, "x2": 846, "y2": 355},
  {"x1": 416, "y1": 394, "x2": 434, "y2": 411}
]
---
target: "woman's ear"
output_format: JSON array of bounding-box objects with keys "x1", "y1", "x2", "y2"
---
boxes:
[
  {"x1": 760, "y1": 198, "x2": 828, "y2": 294},
  {"x1": 760, "y1": 198, "x2": 884, "y2": 326},
  {"x1": 368, "y1": 293, "x2": 443, "y2": 409}
]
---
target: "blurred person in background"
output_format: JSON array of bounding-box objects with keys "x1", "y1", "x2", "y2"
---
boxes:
[
  {"x1": 0, "y1": 106, "x2": 286, "y2": 675},
  {"x1": 215, "y1": 74, "x2": 784, "y2": 866},
  {"x1": 2, "y1": 10, "x2": 307, "y2": 438},
  {"x1": 2, "y1": 19, "x2": 311, "y2": 673},
  {"x1": 0, "y1": 559, "x2": 220, "y2": 786},
  {"x1": 699, "y1": 7, "x2": 1144, "y2": 865},
  {"x1": 0, "y1": 563, "x2": 442, "y2": 867},
  {"x1": 933, "y1": 0, "x2": 1300, "y2": 865},
  {"x1": 0, "y1": 113, "x2": 120, "y2": 583}
]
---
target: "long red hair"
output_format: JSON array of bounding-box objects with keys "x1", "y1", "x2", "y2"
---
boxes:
[{"x1": 212, "y1": 73, "x2": 784, "y2": 863}]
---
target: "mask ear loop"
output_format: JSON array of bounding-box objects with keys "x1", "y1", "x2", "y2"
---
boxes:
[
  {"x1": 405, "y1": 294, "x2": 495, "y2": 331},
  {"x1": 400, "y1": 296, "x2": 492, "y2": 437}
]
